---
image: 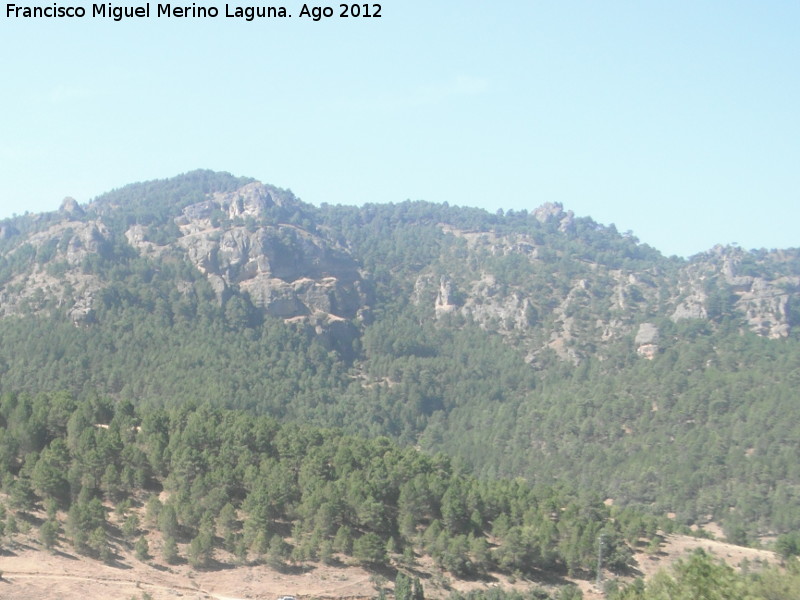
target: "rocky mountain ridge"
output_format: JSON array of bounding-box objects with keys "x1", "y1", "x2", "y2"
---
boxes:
[
  {"x1": 416, "y1": 204, "x2": 798, "y2": 363},
  {"x1": 127, "y1": 182, "x2": 372, "y2": 343},
  {"x1": 0, "y1": 174, "x2": 798, "y2": 366}
]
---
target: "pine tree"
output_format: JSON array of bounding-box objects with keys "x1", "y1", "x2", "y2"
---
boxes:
[
  {"x1": 89, "y1": 526, "x2": 112, "y2": 563},
  {"x1": 122, "y1": 513, "x2": 140, "y2": 541},
  {"x1": 394, "y1": 572, "x2": 411, "y2": 600},
  {"x1": 162, "y1": 534, "x2": 179, "y2": 564},
  {"x1": 353, "y1": 533, "x2": 386, "y2": 566},
  {"x1": 10, "y1": 476, "x2": 36, "y2": 512},
  {"x1": 158, "y1": 504, "x2": 179, "y2": 538},
  {"x1": 135, "y1": 536, "x2": 149, "y2": 561},
  {"x1": 412, "y1": 577, "x2": 425, "y2": 600},
  {"x1": 40, "y1": 519, "x2": 59, "y2": 550},
  {"x1": 188, "y1": 528, "x2": 214, "y2": 569},
  {"x1": 333, "y1": 525, "x2": 354, "y2": 555},
  {"x1": 319, "y1": 538, "x2": 335, "y2": 565},
  {"x1": 267, "y1": 535, "x2": 289, "y2": 569}
]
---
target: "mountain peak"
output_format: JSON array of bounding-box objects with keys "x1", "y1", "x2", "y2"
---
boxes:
[
  {"x1": 533, "y1": 201, "x2": 574, "y2": 232},
  {"x1": 59, "y1": 196, "x2": 85, "y2": 219}
]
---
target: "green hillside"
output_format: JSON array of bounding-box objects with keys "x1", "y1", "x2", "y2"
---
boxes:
[{"x1": 0, "y1": 170, "x2": 798, "y2": 548}]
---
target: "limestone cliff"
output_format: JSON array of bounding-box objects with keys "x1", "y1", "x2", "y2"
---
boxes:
[
  {"x1": 0, "y1": 175, "x2": 797, "y2": 364},
  {"x1": 1, "y1": 180, "x2": 372, "y2": 335},
  {"x1": 414, "y1": 216, "x2": 798, "y2": 365},
  {"x1": 128, "y1": 182, "x2": 373, "y2": 326}
]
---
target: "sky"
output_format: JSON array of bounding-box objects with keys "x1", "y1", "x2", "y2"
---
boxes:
[{"x1": 1, "y1": 1, "x2": 798, "y2": 258}]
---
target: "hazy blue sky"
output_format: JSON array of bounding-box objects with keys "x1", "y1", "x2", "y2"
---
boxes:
[{"x1": 1, "y1": 1, "x2": 798, "y2": 257}]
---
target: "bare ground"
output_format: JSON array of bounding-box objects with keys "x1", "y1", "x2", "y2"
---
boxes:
[
  {"x1": 0, "y1": 528, "x2": 781, "y2": 600},
  {"x1": 576, "y1": 530, "x2": 781, "y2": 600},
  {"x1": 1, "y1": 542, "x2": 376, "y2": 600}
]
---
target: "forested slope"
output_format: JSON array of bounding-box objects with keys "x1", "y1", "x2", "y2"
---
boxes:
[
  {"x1": 0, "y1": 170, "x2": 798, "y2": 544},
  {"x1": 0, "y1": 390, "x2": 652, "y2": 588}
]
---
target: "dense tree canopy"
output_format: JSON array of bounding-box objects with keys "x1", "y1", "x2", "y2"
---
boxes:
[
  {"x1": 0, "y1": 390, "x2": 661, "y2": 586},
  {"x1": 1, "y1": 170, "x2": 798, "y2": 548}
]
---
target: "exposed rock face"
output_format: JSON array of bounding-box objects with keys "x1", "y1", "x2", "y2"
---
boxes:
[
  {"x1": 59, "y1": 197, "x2": 85, "y2": 219},
  {"x1": 2, "y1": 182, "x2": 372, "y2": 333},
  {"x1": 634, "y1": 322, "x2": 659, "y2": 345},
  {"x1": 124, "y1": 224, "x2": 164, "y2": 258},
  {"x1": 714, "y1": 251, "x2": 798, "y2": 338},
  {"x1": 422, "y1": 223, "x2": 800, "y2": 365},
  {"x1": 219, "y1": 182, "x2": 290, "y2": 219},
  {"x1": 0, "y1": 225, "x2": 19, "y2": 240},
  {"x1": 176, "y1": 223, "x2": 368, "y2": 318},
  {"x1": 533, "y1": 202, "x2": 575, "y2": 233},
  {"x1": 635, "y1": 322, "x2": 659, "y2": 359},
  {"x1": 422, "y1": 225, "x2": 657, "y2": 364},
  {"x1": 68, "y1": 291, "x2": 96, "y2": 325},
  {"x1": 663, "y1": 248, "x2": 800, "y2": 338},
  {"x1": 739, "y1": 283, "x2": 794, "y2": 339},
  {"x1": 730, "y1": 275, "x2": 798, "y2": 338},
  {"x1": 172, "y1": 183, "x2": 370, "y2": 321},
  {"x1": 0, "y1": 220, "x2": 108, "y2": 322},
  {"x1": 2, "y1": 175, "x2": 798, "y2": 363},
  {"x1": 64, "y1": 223, "x2": 108, "y2": 265},
  {"x1": 435, "y1": 277, "x2": 457, "y2": 315},
  {"x1": 672, "y1": 293, "x2": 708, "y2": 321}
]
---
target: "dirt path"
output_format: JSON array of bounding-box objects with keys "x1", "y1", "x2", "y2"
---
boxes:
[
  {"x1": 2, "y1": 570, "x2": 221, "y2": 599},
  {"x1": 0, "y1": 543, "x2": 378, "y2": 600}
]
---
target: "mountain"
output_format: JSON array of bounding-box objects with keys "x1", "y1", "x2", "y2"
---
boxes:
[{"x1": 1, "y1": 170, "x2": 799, "y2": 543}]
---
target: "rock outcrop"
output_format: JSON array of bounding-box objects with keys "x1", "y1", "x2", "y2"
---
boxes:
[
  {"x1": 699, "y1": 247, "x2": 796, "y2": 337},
  {"x1": 635, "y1": 322, "x2": 659, "y2": 359},
  {"x1": 1, "y1": 175, "x2": 797, "y2": 363},
  {"x1": 0, "y1": 225, "x2": 19, "y2": 240},
  {"x1": 59, "y1": 197, "x2": 85, "y2": 220},
  {"x1": 434, "y1": 277, "x2": 458, "y2": 315},
  {"x1": 172, "y1": 184, "x2": 370, "y2": 321},
  {"x1": 0, "y1": 219, "x2": 108, "y2": 322},
  {"x1": 2, "y1": 182, "x2": 372, "y2": 334},
  {"x1": 533, "y1": 202, "x2": 575, "y2": 233}
]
